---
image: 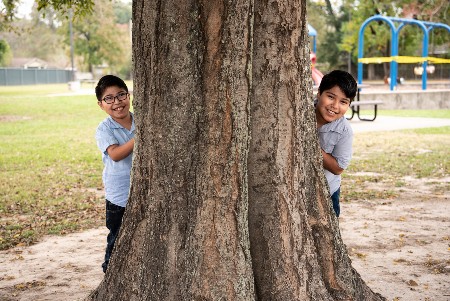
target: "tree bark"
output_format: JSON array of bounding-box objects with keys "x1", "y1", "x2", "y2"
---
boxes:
[
  {"x1": 248, "y1": 1, "x2": 384, "y2": 300},
  {"x1": 87, "y1": 0, "x2": 386, "y2": 300},
  {"x1": 89, "y1": 0, "x2": 254, "y2": 300}
]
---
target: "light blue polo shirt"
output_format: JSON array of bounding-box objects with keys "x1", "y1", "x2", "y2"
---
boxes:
[
  {"x1": 318, "y1": 116, "x2": 353, "y2": 195},
  {"x1": 95, "y1": 113, "x2": 135, "y2": 207}
]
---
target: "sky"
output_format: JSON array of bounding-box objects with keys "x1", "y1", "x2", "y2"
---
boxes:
[{"x1": 16, "y1": 0, "x2": 35, "y2": 18}]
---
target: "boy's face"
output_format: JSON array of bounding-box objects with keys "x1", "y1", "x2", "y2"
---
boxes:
[
  {"x1": 98, "y1": 85, "x2": 130, "y2": 121},
  {"x1": 316, "y1": 85, "x2": 351, "y2": 127}
]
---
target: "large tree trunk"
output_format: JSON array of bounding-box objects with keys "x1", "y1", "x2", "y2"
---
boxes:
[
  {"x1": 87, "y1": 0, "x2": 385, "y2": 300},
  {"x1": 248, "y1": 2, "x2": 384, "y2": 300},
  {"x1": 89, "y1": 0, "x2": 254, "y2": 300}
]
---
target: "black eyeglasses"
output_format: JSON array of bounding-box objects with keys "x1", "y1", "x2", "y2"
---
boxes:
[{"x1": 102, "y1": 92, "x2": 129, "y2": 104}]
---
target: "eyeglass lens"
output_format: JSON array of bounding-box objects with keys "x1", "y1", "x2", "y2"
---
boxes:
[{"x1": 103, "y1": 92, "x2": 128, "y2": 104}]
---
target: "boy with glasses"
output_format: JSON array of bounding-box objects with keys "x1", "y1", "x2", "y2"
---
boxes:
[{"x1": 95, "y1": 75, "x2": 134, "y2": 273}]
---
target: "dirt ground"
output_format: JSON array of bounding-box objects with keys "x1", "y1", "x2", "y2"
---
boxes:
[
  {"x1": 340, "y1": 176, "x2": 450, "y2": 301},
  {"x1": 0, "y1": 177, "x2": 449, "y2": 301}
]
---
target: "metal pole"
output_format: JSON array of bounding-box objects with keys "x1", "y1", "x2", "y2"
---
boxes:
[
  {"x1": 348, "y1": 51, "x2": 351, "y2": 73},
  {"x1": 348, "y1": 12, "x2": 351, "y2": 73},
  {"x1": 69, "y1": 8, "x2": 75, "y2": 81}
]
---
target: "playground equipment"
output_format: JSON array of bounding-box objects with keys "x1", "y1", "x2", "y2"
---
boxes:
[
  {"x1": 308, "y1": 24, "x2": 324, "y2": 86},
  {"x1": 357, "y1": 15, "x2": 450, "y2": 91},
  {"x1": 308, "y1": 24, "x2": 317, "y2": 53},
  {"x1": 310, "y1": 53, "x2": 324, "y2": 86}
]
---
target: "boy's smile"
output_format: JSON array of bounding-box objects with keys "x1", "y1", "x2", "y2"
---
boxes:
[
  {"x1": 316, "y1": 86, "x2": 351, "y2": 127},
  {"x1": 113, "y1": 105, "x2": 125, "y2": 112}
]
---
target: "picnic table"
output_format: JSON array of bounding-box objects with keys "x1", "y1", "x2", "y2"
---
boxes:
[{"x1": 347, "y1": 84, "x2": 383, "y2": 121}]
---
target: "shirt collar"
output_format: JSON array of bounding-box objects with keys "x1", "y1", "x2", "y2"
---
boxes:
[
  {"x1": 106, "y1": 112, "x2": 134, "y2": 130},
  {"x1": 318, "y1": 116, "x2": 348, "y2": 133}
]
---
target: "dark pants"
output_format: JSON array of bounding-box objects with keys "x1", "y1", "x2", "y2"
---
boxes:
[
  {"x1": 331, "y1": 188, "x2": 341, "y2": 217},
  {"x1": 102, "y1": 200, "x2": 125, "y2": 273}
]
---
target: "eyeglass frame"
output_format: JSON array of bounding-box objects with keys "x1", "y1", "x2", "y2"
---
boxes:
[{"x1": 101, "y1": 91, "x2": 129, "y2": 104}]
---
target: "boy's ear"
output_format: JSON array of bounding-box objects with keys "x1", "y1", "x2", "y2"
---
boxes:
[{"x1": 97, "y1": 101, "x2": 104, "y2": 109}]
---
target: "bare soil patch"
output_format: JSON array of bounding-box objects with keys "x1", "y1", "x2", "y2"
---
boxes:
[
  {"x1": 0, "y1": 177, "x2": 448, "y2": 301},
  {"x1": 340, "y1": 176, "x2": 450, "y2": 301},
  {"x1": 0, "y1": 115, "x2": 31, "y2": 122}
]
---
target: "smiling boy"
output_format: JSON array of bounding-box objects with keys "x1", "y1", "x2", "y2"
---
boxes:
[
  {"x1": 315, "y1": 70, "x2": 357, "y2": 217},
  {"x1": 95, "y1": 75, "x2": 135, "y2": 273}
]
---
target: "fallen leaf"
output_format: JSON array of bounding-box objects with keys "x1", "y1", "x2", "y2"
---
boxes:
[{"x1": 355, "y1": 252, "x2": 367, "y2": 259}]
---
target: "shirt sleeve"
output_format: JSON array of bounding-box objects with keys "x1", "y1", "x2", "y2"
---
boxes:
[
  {"x1": 332, "y1": 130, "x2": 353, "y2": 170},
  {"x1": 95, "y1": 123, "x2": 119, "y2": 155}
]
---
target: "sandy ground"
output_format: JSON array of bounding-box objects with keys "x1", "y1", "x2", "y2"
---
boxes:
[
  {"x1": 340, "y1": 176, "x2": 450, "y2": 301},
  {"x1": 1, "y1": 175, "x2": 448, "y2": 301}
]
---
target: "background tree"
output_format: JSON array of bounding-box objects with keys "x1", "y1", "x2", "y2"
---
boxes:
[
  {"x1": 0, "y1": 0, "x2": 93, "y2": 32},
  {"x1": 111, "y1": 0, "x2": 132, "y2": 79},
  {"x1": 0, "y1": 0, "x2": 18, "y2": 31},
  {"x1": 113, "y1": 0, "x2": 131, "y2": 25},
  {"x1": 1, "y1": 0, "x2": 131, "y2": 78},
  {"x1": 0, "y1": 39, "x2": 12, "y2": 66},
  {"x1": 61, "y1": 0, "x2": 129, "y2": 75},
  {"x1": 1, "y1": 4, "x2": 69, "y2": 67},
  {"x1": 306, "y1": 0, "x2": 355, "y2": 71}
]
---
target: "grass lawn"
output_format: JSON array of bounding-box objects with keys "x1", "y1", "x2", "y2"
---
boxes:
[
  {"x1": 1, "y1": 84, "x2": 449, "y2": 250},
  {"x1": 343, "y1": 126, "x2": 450, "y2": 201},
  {"x1": 0, "y1": 85, "x2": 106, "y2": 249}
]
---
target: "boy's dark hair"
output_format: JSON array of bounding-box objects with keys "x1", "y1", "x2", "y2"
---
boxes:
[
  {"x1": 318, "y1": 70, "x2": 357, "y2": 101},
  {"x1": 95, "y1": 75, "x2": 128, "y2": 101}
]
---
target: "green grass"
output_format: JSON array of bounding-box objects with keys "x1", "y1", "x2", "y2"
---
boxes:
[
  {"x1": 0, "y1": 86, "x2": 106, "y2": 250},
  {"x1": 350, "y1": 127, "x2": 450, "y2": 178},
  {"x1": 0, "y1": 83, "x2": 71, "y2": 97},
  {"x1": 342, "y1": 127, "x2": 450, "y2": 201}
]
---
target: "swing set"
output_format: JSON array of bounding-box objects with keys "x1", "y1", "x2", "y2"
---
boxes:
[{"x1": 357, "y1": 15, "x2": 450, "y2": 91}]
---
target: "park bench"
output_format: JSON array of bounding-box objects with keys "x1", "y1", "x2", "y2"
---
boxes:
[
  {"x1": 346, "y1": 83, "x2": 383, "y2": 121},
  {"x1": 347, "y1": 100, "x2": 384, "y2": 121},
  {"x1": 76, "y1": 72, "x2": 96, "y2": 86},
  {"x1": 81, "y1": 79, "x2": 96, "y2": 85}
]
